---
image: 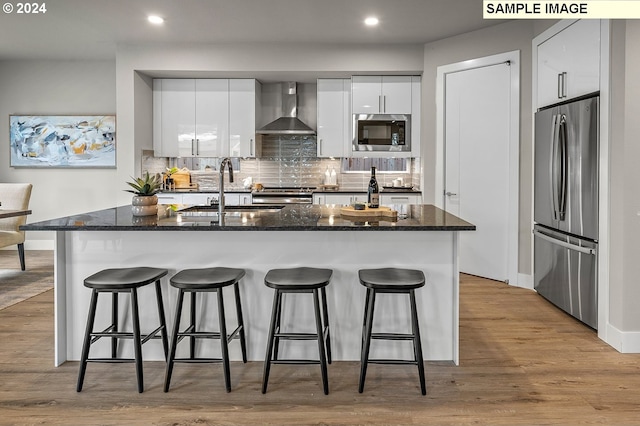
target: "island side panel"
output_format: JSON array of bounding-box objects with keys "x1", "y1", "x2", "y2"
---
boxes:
[
  {"x1": 61, "y1": 230, "x2": 458, "y2": 363},
  {"x1": 54, "y1": 230, "x2": 67, "y2": 367}
]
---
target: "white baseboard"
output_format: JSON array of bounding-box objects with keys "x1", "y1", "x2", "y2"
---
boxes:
[
  {"x1": 605, "y1": 323, "x2": 640, "y2": 353},
  {"x1": 515, "y1": 273, "x2": 534, "y2": 290}
]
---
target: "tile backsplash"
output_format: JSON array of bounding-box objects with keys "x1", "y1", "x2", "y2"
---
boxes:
[{"x1": 142, "y1": 136, "x2": 420, "y2": 191}]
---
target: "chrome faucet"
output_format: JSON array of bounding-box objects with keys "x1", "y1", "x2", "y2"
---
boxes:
[{"x1": 218, "y1": 157, "x2": 234, "y2": 219}]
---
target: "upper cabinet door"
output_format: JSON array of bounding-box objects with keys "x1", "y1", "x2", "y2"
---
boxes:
[
  {"x1": 317, "y1": 78, "x2": 349, "y2": 158},
  {"x1": 352, "y1": 76, "x2": 412, "y2": 114},
  {"x1": 229, "y1": 79, "x2": 260, "y2": 158},
  {"x1": 537, "y1": 19, "x2": 600, "y2": 108},
  {"x1": 195, "y1": 79, "x2": 229, "y2": 157},
  {"x1": 154, "y1": 79, "x2": 196, "y2": 157}
]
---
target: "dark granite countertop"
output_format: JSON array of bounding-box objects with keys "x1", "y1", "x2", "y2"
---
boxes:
[{"x1": 21, "y1": 204, "x2": 475, "y2": 232}]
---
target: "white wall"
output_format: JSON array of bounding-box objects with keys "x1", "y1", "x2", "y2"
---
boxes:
[
  {"x1": 421, "y1": 20, "x2": 538, "y2": 276},
  {"x1": 609, "y1": 20, "x2": 640, "y2": 333},
  {"x1": 0, "y1": 60, "x2": 116, "y2": 247}
]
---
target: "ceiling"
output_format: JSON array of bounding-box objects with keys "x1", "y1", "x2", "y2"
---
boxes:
[{"x1": 0, "y1": 0, "x2": 507, "y2": 61}]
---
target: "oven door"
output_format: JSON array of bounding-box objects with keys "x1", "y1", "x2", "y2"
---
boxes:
[{"x1": 252, "y1": 194, "x2": 312, "y2": 204}]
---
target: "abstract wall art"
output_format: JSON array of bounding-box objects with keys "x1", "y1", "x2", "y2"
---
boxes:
[{"x1": 9, "y1": 115, "x2": 116, "y2": 168}]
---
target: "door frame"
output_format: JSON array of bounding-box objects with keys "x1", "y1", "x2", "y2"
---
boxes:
[{"x1": 435, "y1": 50, "x2": 520, "y2": 286}]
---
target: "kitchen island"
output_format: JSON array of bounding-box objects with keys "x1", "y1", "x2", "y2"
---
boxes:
[{"x1": 22, "y1": 204, "x2": 474, "y2": 367}]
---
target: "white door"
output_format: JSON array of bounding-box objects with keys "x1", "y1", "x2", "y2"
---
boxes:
[{"x1": 443, "y1": 61, "x2": 514, "y2": 282}]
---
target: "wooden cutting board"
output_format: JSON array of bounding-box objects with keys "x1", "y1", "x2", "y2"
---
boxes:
[{"x1": 339, "y1": 205, "x2": 398, "y2": 219}]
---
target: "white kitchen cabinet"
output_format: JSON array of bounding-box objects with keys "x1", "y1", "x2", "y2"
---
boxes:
[
  {"x1": 229, "y1": 79, "x2": 261, "y2": 158},
  {"x1": 352, "y1": 76, "x2": 412, "y2": 114},
  {"x1": 380, "y1": 193, "x2": 422, "y2": 205},
  {"x1": 157, "y1": 193, "x2": 183, "y2": 204},
  {"x1": 411, "y1": 76, "x2": 421, "y2": 158},
  {"x1": 154, "y1": 79, "x2": 194, "y2": 158},
  {"x1": 153, "y1": 79, "x2": 229, "y2": 158},
  {"x1": 316, "y1": 78, "x2": 349, "y2": 158},
  {"x1": 536, "y1": 19, "x2": 600, "y2": 108},
  {"x1": 313, "y1": 193, "x2": 366, "y2": 205}
]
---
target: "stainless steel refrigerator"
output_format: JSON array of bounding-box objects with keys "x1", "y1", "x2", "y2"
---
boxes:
[{"x1": 533, "y1": 94, "x2": 599, "y2": 329}]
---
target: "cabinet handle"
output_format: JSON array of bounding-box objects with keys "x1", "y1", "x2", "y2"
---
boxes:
[
  {"x1": 445, "y1": 191, "x2": 457, "y2": 196},
  {"x1": 250, "y1": 138, "x2": 254, "y2": 156},
  {"x1": 191, "y1": 139, "x2": 195, "y2": 156},
  {"x1": 196, "y1": 138, "x2": 200, "y2": 156},
  {"x1": 378, "y1": 95, "x2": 382, "y2": 113},
  {"x1": 319, "y1": 139, "x2": 323, "y2": 156},
  {"x1": 557, "y1": 73, "x2": 563, "y2": 99},
  {"x1": 383, "y1": 95, "x2": 386, "y2": 113},
  {"x1": 557, "y1": 72, "x2": 568, "y2": 99}
]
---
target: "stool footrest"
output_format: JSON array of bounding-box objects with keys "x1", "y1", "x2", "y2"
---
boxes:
[
  {"x1": 368, "y1": 359, "x2": 419, "y2": 366},
  {"x1": 173, "y1": 358, "x2": 224, "y2": 364},
  {"x1": 86, "y1": 358, "x2": 136, "y2": 364},
  {"x1": 371, "y1": 332, "x2": 416, "y2": 341},
  {"x1": 274, "y1": 332, "x2": 321, "y2": 340},
  {"x1": 176, "y1": 325, "x2": 243, "y2": 343},
  {"x1": 271, "y1": 359, "x2": 321, "y2": 365}
]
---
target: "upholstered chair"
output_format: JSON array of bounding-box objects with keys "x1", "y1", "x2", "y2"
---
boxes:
[{"x1": 0, "y1": 183, "x2": 33, "y2": 270}]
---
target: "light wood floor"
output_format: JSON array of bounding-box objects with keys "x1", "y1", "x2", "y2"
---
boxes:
[{"x1": 1, "y1": 252, "x2": 640, "y2": 425}]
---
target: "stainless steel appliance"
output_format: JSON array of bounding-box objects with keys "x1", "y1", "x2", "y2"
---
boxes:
[
  {"x1": 252, "y1": 187, "x2": 314, "y2": 204},
  {"x1": 353, "y1": 114, "x2": 410, "y2": 152},
  {"x1": 534, "y1": 94, "x2": 599, "y2": 329}
]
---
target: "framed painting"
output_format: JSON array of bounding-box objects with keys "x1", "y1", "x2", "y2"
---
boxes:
[{"x1": 9, "y1": 115, "x2": 116, "y2": 168}]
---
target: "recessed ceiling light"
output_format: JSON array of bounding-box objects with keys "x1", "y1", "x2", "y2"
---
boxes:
[
  {"x1": 148, "y1": 15, "x2": 164, "y2": 25},
  {"x1": 364, "y1": 16, "x2": 379, "y2": 26}
]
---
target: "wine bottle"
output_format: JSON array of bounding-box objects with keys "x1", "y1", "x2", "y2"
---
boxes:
[{"x1": 367, "y1": 166, "x2": 379, "y2": 208}]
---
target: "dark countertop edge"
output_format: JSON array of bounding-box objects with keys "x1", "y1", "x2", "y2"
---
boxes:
[
  {"x1": 160, "y1": 189, "x2": 422, "y2": 195},
  {"x1": 21, "y1": 224, "x2": 475, "y2": 231}
]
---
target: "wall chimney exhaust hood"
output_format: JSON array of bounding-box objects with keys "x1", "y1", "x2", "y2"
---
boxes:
[{"x1": 257, "y1": 82, "x2": 315, "y2": 135}]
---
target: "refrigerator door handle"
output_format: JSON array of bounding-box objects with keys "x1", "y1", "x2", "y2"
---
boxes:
[
  {"x1": 533, "y1": 229, "x2": 596, "y2": 255},
  {"x1": 550, "y1": 114, "x2": 560, "y2": 220},
  {"x1": 558, "y1": 115, "x2": 568, "y2": 221}
]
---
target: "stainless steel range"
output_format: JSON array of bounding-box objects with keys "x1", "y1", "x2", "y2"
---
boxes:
[{"x1": 251, "y1": 187, "x2": 315, "y2": 204}]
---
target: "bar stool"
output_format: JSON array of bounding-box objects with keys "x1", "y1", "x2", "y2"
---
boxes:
[
  {"x1": 164, "y1": 267, "x2": 247, "y2": 393},
  {"x1": 358, "y1": 267, "x2": 426, "y2": 395},
  {"x1": 76, "y1": 267, "x2": 169, "y2": 393},
  {"x1": 262, "y1": 267, "x2": 333, "y2": 395}
]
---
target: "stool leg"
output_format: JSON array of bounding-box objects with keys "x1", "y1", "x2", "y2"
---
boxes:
[
  {"x1": 155, "y1": 281, "x2": 169, "y2": 361},
  {"x1": 262, "y1": 289, "x2": 281, "y2": 393},
  {"x1": 361, "y1": 288, "x2": 371, "y2": 353},
  {"x1": 410, "y1": 289, "x2": 426, "y2": 395},
  {"x1": 273, "y1": 291, "x2": 283, "y2": 362},
  {"x1": 130, "y1": 288, "x2": 144, "y2": 393},
  {"x1": 359, "y1": 289, "x2": 376, "y2": 393},
  {"x1": 111, "y1": 292, "x2": 118, "y2": 358},
  {"x1": 77, "y1": 289, "x2": 99, "y2": 392},
  {"x1": 164, "y1": 289, "x2": 185, "y2": 392},
  {"x1": 190, "y1": 291, "x2": 197, "y2": 359},
  {"x1": 233, "y1": 282, "x2": 247, "y2": 363},
  {"x1": 313, "y1": 289, "x2": 329, "y2": 395},
  {"x1": 321, "y1": 287, "x2": 332, "y2": 364},
  {"x1": 217, "y1": 288, "x2": 231, "y2": 392}
]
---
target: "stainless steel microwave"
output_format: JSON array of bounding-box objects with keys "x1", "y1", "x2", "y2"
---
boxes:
[{"x1": 352, "y1": 114, "x2": 411, "y2": 152}]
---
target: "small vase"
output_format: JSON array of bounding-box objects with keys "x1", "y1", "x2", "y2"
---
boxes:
[{"x1": 132, "y1": 195, "x2": 158, "y2": 216}]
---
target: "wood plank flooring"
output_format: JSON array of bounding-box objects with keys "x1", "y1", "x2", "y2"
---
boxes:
[{"x1": 1, "y1": 253, "x2": 640, "y2": 425}]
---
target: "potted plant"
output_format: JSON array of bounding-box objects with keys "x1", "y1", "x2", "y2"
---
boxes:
[{"x1": 125, "y1": 172, "x2": 162, "y2": 216}]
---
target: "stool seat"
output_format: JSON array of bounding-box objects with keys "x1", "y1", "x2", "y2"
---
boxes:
[
  {"x1": 84, "y1": 267, "x2": 168, "y2": 290},
  {"x1": 170, "y1": 267, "x2": 246, "y2": 289},
  {"x1": 265, "y1": 267, "x2": 332, "y2": 289},
  {"x1": 359, "y1": 268, "x2": 425, "y2": 290}
]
